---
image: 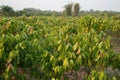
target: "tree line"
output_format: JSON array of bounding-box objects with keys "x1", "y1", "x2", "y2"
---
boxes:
[
  {"x1": 0, "y1": 3, "x2": 80, "y2": 17},
  {"x1": 0, "y1": 3, "x2": 120, "y2": 17}
]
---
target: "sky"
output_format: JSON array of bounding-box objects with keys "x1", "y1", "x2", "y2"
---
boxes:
[{"x1": 0, "y1": 0, "x2": 120, "y2": 12}]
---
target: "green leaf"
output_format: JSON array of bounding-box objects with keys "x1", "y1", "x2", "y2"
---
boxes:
[
  {"x1": 58, "y1": 44, "x2": 62, "y2": 51},
  {"x1": 0, "y1": 41, "x2": 4, "y2": 48},
  {"x1": 76, "y1": 55, "x2": 82, "y2": 65},
  {"x1": 94, "y1": 36, "x2": 99, "y2": 42},
  {"x1": 99, "y1": 71, "x2": 104, "y2": 80},
  {"x1": 66, "y1": 43, "x2": 70, "y2": 50},
  {"x1": 9, "y1": 50, "x2": 19, "y2": 59},
  {"x1": 53, "y1": 66, "x2": 60, "y2": 73},
  {"x1": 51, "y1": 78, "x2": 55, "y2": 80},
  {"x1": 11, "y1": 65, "x2": 16, "y2": 74},
  {"x1": 98, "y1": 42, "x2": 103, "y2": 49},
  {"x1": 0, "y1": 48, "x2": 4, "y2": 59},
  {"x1": 91, "y1": 77, "x2": 95, "y2": 80},
  {"x1": 88, "y1": 59, "x2": 92, "y2": 67},
  {"x1": 70, "y1": 59, "x2": 74, "y2": 66},
  {"x1": 50, "y1": 55, "x2": 54, "y2": 62},
  {"x1": 94, "y1": 55, "x2": 100, "y2": 62},
  {"x1": 63, "y1": 58, "x2": 69, "y2": 69},
  {"x1": 58, "y1": 40, "x2": 61, "y2": 44},
  {"x1": 112, "y1": 76, "x2": 117, "y2": 80},
  {"x1": 73, "y1": 42, "x2": 79, "y2": 51}
]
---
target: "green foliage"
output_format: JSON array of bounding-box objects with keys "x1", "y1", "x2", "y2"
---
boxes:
[
  {"x1": 73, "y1": 3, "x2": 80, "y2": 16},
  {"x1": 87, "y1": 70, "x2": 117, "y2": 80},
  {"x1": 64, "y1": 3, "x2": 80, "y2": 16},
  {"x1": 0, "y1": 16, "x2": 120, "y2": 80},
  {"x1": 64, "y1": 3, "x2": 73, "y2": 16},
  {"x1": 0, "y1": 5, "x2": 15, "y2": 17}
]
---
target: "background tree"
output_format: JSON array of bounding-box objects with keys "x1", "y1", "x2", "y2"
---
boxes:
[
  {"x1": 73, "y1": 3, "x2": 80, "y2": 16},
  {"x1": 64, "y1": 3, "x2": 73, "y2": 16},
  {"x1": 0, "y1": 5, "x2": 15, "y2": 16},
  {"x1": 0, "y1": 8, "x2": 2, "y2": 16},
  {"x1": 15, "y1": 10, "x2": 25, "y2": 16}
]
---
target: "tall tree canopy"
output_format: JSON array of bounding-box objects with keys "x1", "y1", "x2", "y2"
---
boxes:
[
  {"x1": 73, "y1": 3, "x2": 80, "y2": 16},
  {"x1": 64, "y1": 3, "x2": 80, "y2": 16},
  {"x1": 64, "y1": 3, "x2": 73, "y2": 16},
  {"x1": 0, "y1": 5, "x2": 15, "y2": 16}
]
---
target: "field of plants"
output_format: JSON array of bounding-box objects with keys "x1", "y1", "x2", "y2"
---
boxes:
[{"x1": 0, "y1": 16, "x2": 120, "y2": 80}]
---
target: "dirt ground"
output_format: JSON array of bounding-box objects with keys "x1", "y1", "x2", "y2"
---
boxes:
[
  {"x1": 106, "y1": 32, "x2": 120, "y2": 80},
  {"x1": 111, "y1": 33, "x2": 120, "y2": 53}
]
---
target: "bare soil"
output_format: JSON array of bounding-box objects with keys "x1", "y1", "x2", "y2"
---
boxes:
[{"x1": 111, "y1": 33, "x2": 120, "y2": 53}]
